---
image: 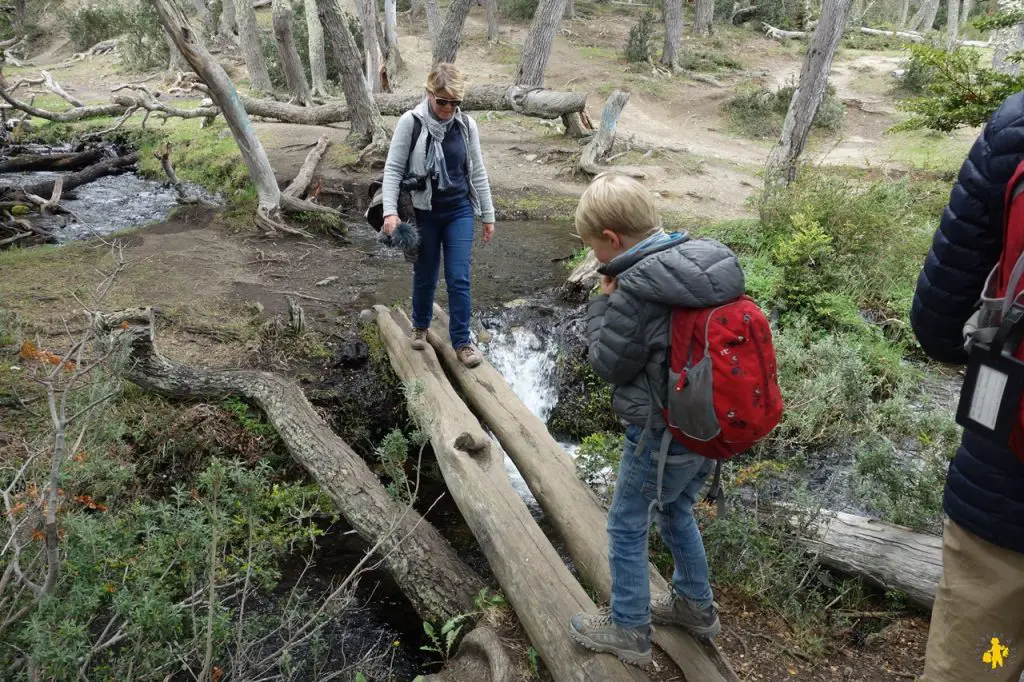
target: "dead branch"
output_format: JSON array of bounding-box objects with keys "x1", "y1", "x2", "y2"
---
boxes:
[
  {"x1": 282, "y1": 135, "x2": 330, "y2": 200},
  {"x1": 41, "y1": 70, "x2": 83, "y2": 108},
  {"x1": 0, "y1": 149, "x2": 104, "y2": 174},
  {"x1": 152, "y1": 142, "x2": 218, "y2": 206},
  {"x1": 577, "y1": 89, "x2": 646, "y2": 179},
  {"x1": 0, "y1": 153, "x2": 139, "y2": 202},
  {"x1": 762, "y1": 22, "x2": 807, "y2": 39}
]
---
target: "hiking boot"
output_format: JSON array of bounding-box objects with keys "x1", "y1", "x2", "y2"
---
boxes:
[
  {"x1": 410, "y1": 328, "x2": 428, "y2": 350},
  {"x1": 456, "y1": 343, "x2": 482, "y2": 368},
  {"x1": 650, "y1": 592, "x2": 721, "y2": 639},
  {"x1": 569, "y1": 608, "x2": 652, "y2": 667}
]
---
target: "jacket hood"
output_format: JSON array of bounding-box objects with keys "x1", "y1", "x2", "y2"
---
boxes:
[{"x1": 602, "y1": 232, "x2": 745, "y2": 307}]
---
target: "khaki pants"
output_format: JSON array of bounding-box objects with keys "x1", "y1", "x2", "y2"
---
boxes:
[{"x1": 922, "y1": 518, "x2": 1024, "y2": 681}]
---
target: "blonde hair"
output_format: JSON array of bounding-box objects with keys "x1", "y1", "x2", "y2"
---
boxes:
[
  {"x1": 426, "y1": 63, "x2": 467, "y2": 101},
  {"x1": 575, "y1": 172, "x2": 660, "y2": 240}
]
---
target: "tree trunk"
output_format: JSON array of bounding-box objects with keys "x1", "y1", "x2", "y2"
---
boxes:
[
  {"x1": 383, "y1": 0, "x2": 404, "y2": 84},
  {"x1": 946, "y1": 0, "x2": 960, "y2": 49},
  {"x1": 486, "y1": 0, "x2": 500, "y2": 41},
  {"x1": 432, "y1": 0, "x2": 475, "y2": 64},
  {"x1": 236, "y1": 0, "x2": 274, "y2": 94},
  {"x1": 515, "y1": 0, "x2": 570, "y2": 86},
  {"x1": 559, "y1": 250, "x2": 600, "y2": 303},
  {"x1": 374, "y1": 306, "x2": 651, "y2": 682},
  {"x1": 13, "y1": 0, "x2": 26, "y2": 30},
  {"x1": 992, "y1": 0, "x2": 1024, "y2": 74},
  {"x1": 220, "y1": 0, "x2": 238, "y2": 39},
  {"x1": 152, "y1": 0, "x2": 292, "y2": 232},
  {"x1": 305, "y1": 0, "x2": 330, "y2": 96},
  {"x1": 283, "y1": 134, "x2": 330, "y2": 198},
  {"x1": 694, "y1": 0, "x2": 714, "y2": 36},
  {"x1": 662, "y1": 0, "x2": 683, "y2": 68},
  {"x1": 899, "y1": 0, "x2": 910, "y2": 27},
  {"x1": 165, "y1": 31, "x2": 191, "y2": 72},
  {"x1": 314, "y1": 0, "x2": 389, "y2": 146},
  {"x1": 191, "y1": 0, "x2": 216, "y2": 35},
  {"x1": 959, "y1": 0, "x2": 973, "y2": 26},
  {"x1": 793, "y1": 508, "x2": 941, "y2": 610},
  {"x1": 94, "y1": 308, "x2": 486, "y2": 624},
  {"x1": 0, "y1": 149, "x2": 104, "y2": 173},
  {"x1": 427, "y1": 306, "x2": 742, "y2": 682},
  {"x1": 764, "y1": 0, "x2": 852, "y2": 186},
  {"x1": 0, "y1": 153, "x2": 139, "y2": 202},
  {"x1": 425, "y1": 0, "x2": 442, "y2": 41},
  {"x1": 566, "y1": 0, "x2": 576, "y2": 18},
  {"x1": 239, "y1": 83, "x2": 588, "y2": 122},
  {"x1": 908, "y1": 0, "x2": 939, "y2": 32},
  {"x1": 577, "y1": 89, "x2": 645, "y2": 178},
  {"x1": 273, "y1": 0, "x2": 313, "y2": 105},
  {"x1": 353, "y1": 0, "x2": 383, "y2": 92}
]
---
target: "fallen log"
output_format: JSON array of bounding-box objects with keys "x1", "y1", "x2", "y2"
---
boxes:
[
  {"x1": 559, "y1": 249, "x2": 599, "y2": 303},
  {"x1": 0, "y1": 148, "x2": 104, "y2": 173},
  {"x1": 240, "y1": 84, "x2": 590, "y2": 124},
  {"x1": 577, "y1": 89, "x2": 646, "y2": 179},
  {"x1": 0, "y1": 152, "x2": 140, "y2": 202},
  {"x1": 764, "y1": 23, "x2": 993, "y2": 47},
  {"x1": 797, "y1": 507, "x2": 941, "y2": 610},
  {"x1": 92, "y1": 308, "x2": 487, "y2": 624},
  {"x1": 283, "y1": 134, "x2": 330, "y2": 199},
  {"x1": 428, "y1": 305, "x2": 740, "y2": 682},
  {"x1": 374, "y1": 305, "x2": 648, "y2": 682}
]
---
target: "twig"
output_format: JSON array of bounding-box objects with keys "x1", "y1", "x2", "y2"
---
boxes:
[{"x1": 267, "y1": 290, "x2": 332, "y2": 303}]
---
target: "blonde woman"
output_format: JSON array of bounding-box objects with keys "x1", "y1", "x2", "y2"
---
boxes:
[{"x1": 380, "y1": 63, "x2": 496, "y2": 368}]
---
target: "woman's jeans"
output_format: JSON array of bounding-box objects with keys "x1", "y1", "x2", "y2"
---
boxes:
[
  {"x1": 412, "y1": 200, "x2": 475, "y2": 349},
  {"x1": 608, "y1": 424, "x2": 715, "y2": 629}
]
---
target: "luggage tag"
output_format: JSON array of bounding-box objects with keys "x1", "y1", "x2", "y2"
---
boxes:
[{"x1": 956, "y1": 302, "x2": 1024, "y2": 447}]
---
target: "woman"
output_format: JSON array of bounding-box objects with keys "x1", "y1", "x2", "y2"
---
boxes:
[{"x1": 380, "y1": 62, "x2": 496, "y2": 368}]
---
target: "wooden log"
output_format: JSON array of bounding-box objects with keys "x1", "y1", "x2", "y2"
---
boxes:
[
  {"x1": 374, "y1": 305, "x2": 649, "y2": 682},
  {"x1": 0, "y1": 152, "x2": 139, "y2": 201},
  {"x1": 428, "y1": 305, "x2": 740, "y2": 682},
  {"x1": 92, "y1": 308, "x2": 487, "y2": 624},
  {"x1": 578, "y1": 89, "x2": 646, "y2": 179},
  {"x1": 797, "y1": 508, "x2": 941, "y2": 610},
  {"x1": 283, "y1": 134, "x2": 330, "y2": 199},
  {"x1": 240, "y1": 84, "x2": 589, "y2": 124},
  {"x1": 422, "y1": 626, "x2": 516, "y2": 682},
  {"x1": 0, "y1": 148, "x2": 103, "y2": 173},
  {"x1": 559, "y1": 249, "x2": 600, "y2": 303}
]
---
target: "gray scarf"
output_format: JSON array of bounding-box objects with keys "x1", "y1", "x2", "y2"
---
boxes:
[{"x1": 420, "y1": 98, "x2": 458, "y2": 191}]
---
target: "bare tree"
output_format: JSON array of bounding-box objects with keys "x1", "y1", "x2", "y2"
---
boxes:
[
  {"x1": 353, "y1": 0, "x2": 383, "y2": 92},
  {"x1": 273, "y1": 0, "x2": 312, "y2": 104},
  {"x1": 693, "y1": 0, "x2": 714, "y2": 36},
  {"x1": 908, "y1": 0, "x2": 940, "y2": 32},
  {"x1": 13, "y1": 0, "x2": 26, "y2": 30},
  {"x1": 486, "y1": 0, "x2": 500, "y2": 42},
  {"x1": 765, "y1": 0, "x2": 853, "y2": 186},
  {"x1": 219, "y1": 0, "x2": 238, "y2": 40},
  {"x1": 383, "y1": 0, "x2": 405, "y2": 82},
  {"x1": 946, "y1": 0, "x2": 960, "y2": 49},
  {"x1": 191, "y1": 0, "x2": 216, "y2": 35},
  {"x1": 425, "y1": 0, "x2": 441, "y2": 40},
  {"x1": 662, "y1": 0, "x2": 683, "y2": 69},
  {"x1": 235, "y1": 0, "x2": 274, "y2": 94},
  {"x1": 515, "y1": 0, "x2": 569, "y2": 86},
  {"x1": 899, "y1": 0, "x2": 911, "y2": 27},
  {"x1": 314, "y1": 0, "x2": 390, "y2": 148},
  {"x1": 165, "y1": 32, "x2": 191, "y2": 72},
  {"x1": 993, "y1": 0, "x2": 1024, "y2": 74},
  {"x1": 432, "y1": 0, "x2": 475, "y2": 64},
  {"x1": 305, "y1": 0, "x2": 330, "y2": 97},
  {"x1": 960, "y1": 0, "x2": 973, "y2": 25}
]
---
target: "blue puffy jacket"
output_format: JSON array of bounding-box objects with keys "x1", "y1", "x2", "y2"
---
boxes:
[{"x1": 910, "y1": 91, "x2": 1024, "y2": 554}]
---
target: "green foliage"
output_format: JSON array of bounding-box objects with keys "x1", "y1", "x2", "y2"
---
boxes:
[
  {"x1": 894, "y1": 44, "x2": 1024, "y2": 132},
  {"x1": 119, "y1": 0, "x2": 171, "y2": 72},
  {"x1": 548, "y1": 350, "x2": 619, "y2": 439},
  {"x1": 726, "y1": 82, "x2": 845, "y2": 139},
  {"x1": 64, "y1": 3, "x2": 129, "y2": 51},
  {"x1": 624, "y1": 10, "x2": 657, "y2": 64},
  {"x1": 527, "y1": 646, "x2": 540, "y2": 676},
  {"x1": 501, "y1": 0, "x2": 540, "y2": 20},
  {"x1": 892, "y1": 50, "x2": 938, "y2": 96},
  {"x1": 679, "y1": 49, "x2": 743, "y2": 73},
  {"x1": 377, "y1": 428, "x2": 413, "y2": 502},
  {"x1": 421, "y1": 614, "x2": 473, "y2": 662},
  {"x1": 574, "y1": 431, "x2": 623, "y2": 503}
]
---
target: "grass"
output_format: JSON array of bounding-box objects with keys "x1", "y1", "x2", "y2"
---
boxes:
[
  {"x1": 726, "y1": 82, "x2": 846, "y2": 139},
  {"x1": 494, "y1": 190, "x2": 581, "y2": 221}
]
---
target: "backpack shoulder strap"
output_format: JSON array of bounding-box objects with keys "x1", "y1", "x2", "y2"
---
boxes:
[{"x1": 410, "y1": 114, "x2": 422, "y2": 148}]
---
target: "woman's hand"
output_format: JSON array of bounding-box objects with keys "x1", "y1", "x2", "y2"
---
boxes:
[
  {"x1": 383, "y1": 215, "x2": 399, "y2": 236},
  {"x1": 483, "y1": 223, "x2": 495, "y2": 243},
  {"x1": 600, "y1": 275, "x2": 618, "y2": 295}
]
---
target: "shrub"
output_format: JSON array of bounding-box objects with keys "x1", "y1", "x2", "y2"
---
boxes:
[
  {"x1": 575, "y1": 431, "x2": 623, "y2": 503},
  {"x1": 65, "y1": 3, "x2": 130, "y2": 51},
  {"x1": 501, "y1": 0, "x2": 540, "y2": 20},
  {"x1": 726, "y1": 82, "x2": 845, "y2": 139},
  {"x1": 624, "y1": 10, "x2": 657, "y2": 64},
  {"x1": 119, "y1": 0, "x2": 170, "y2": 72}
]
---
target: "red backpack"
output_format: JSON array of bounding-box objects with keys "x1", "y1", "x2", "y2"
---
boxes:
[
  {"x1": 957, "y1": 161, "x2": 1024, "y2": 462},
  {"x1": 662, "y1": 295, "x2": 784, "y2": 460}
]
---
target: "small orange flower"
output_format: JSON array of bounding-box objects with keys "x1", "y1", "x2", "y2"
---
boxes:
[{"x1": 104, "y1": 583, "x2": 117, "y2": 593}]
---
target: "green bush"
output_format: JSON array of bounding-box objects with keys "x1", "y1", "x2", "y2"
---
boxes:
[
  {"x1": 726, "y1": 82, "x2": 845, "y2": 139},
  {"x1": 119, "y1": 0, "x2": 171, "y2": 71},
  {"x1": 64, "y1": 3, "x2": 130, "y2": 51},
  {"x1": 892, "y1": 49, "x2": 939, "y2": 95},
  {"x1": 624, "y1": 10, "x2": 657, "y2": 64},
  {"x1": 501, "y1": 0, "x2": 540, "y2": 20},
  {"x1": 575, "y1": 431, "x2": 623, "y2": 503}
]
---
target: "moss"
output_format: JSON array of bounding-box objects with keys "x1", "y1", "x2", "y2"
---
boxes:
[
  {"x1": 548, "y1": 342, "x2": 620, "y2": 440},
  {"x1": 494, "y1": 191, "x2": 580, "y2": 221}
]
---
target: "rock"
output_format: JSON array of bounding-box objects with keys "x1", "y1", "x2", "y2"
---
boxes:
[
  {"x1": 315, "y1": 276, "x2": 339, "y2": 287},
  {"x1": 524, "y1": 154, "x2": 537, "y2": 162},
  {"x1": 331, "y1": 340, "x2": 369, "y2": 368}
]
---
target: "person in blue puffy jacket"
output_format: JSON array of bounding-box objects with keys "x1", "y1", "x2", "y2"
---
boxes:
[{"x1": 911, "y1": 91, "x2": 1024, "y2": 682}]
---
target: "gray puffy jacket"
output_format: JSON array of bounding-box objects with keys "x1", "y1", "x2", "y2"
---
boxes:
[{"x1": 587, "y1": 234, "x2": 745, "y2": 429}]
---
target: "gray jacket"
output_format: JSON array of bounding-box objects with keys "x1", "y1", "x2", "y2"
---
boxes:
[
  {"x1": 587, "y1": 234, "x2": 745, "y2": 429},
  {"x1": 381, "y1": 102, "x2": 496, "y2": 224}
]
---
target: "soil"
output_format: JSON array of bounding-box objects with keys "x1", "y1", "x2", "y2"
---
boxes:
[{"x1": 0, "y1": 7, "x2": 966, "y2": 679}]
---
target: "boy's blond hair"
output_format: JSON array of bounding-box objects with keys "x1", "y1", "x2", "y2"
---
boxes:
[
  {"x1": 426, "y1": 63, "x2": 467, "y2": 101},
  {"x1": 575, "y1": 172, "x2": 660, "y2": 240}
]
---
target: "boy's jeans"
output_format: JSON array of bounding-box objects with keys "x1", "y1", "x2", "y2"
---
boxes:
[
  {"x1": 608, "y1": 424, "x2": 715, "y2": 629},
  {"x1": 412, "y1": 200, "x2": 475, "y2": 349}
]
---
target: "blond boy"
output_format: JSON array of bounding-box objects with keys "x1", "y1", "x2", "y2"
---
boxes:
[{"x1": 568, "y1": 173, "x2": 744, "y2": 666}]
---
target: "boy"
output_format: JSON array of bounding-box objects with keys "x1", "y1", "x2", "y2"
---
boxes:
[{"x1": 568, "y1": 172, "x2": 745, "y2": 666}]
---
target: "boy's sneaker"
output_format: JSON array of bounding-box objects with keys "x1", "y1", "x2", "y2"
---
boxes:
[
  {"x1": 410, "y1": 328, "x2": 428, "y2": 350},
  {"x1": 650, "y1": 592, "x2": 721, "y2": 639},
  {"x1": 456, "y1": 343, "x2": 483, "y2": 368},
  {"x1": 569, "y1": 608, "x2": 652, "y2": 667}
]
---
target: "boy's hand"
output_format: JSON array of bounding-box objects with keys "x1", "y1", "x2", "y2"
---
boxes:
[{"x1": 600, "y1": 275, "x2": 618, "y2": 295}]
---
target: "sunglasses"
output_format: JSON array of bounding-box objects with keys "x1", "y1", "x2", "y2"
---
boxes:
[{"x1": 432, "y1": 94, "x2": 462, "y2": 107}]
